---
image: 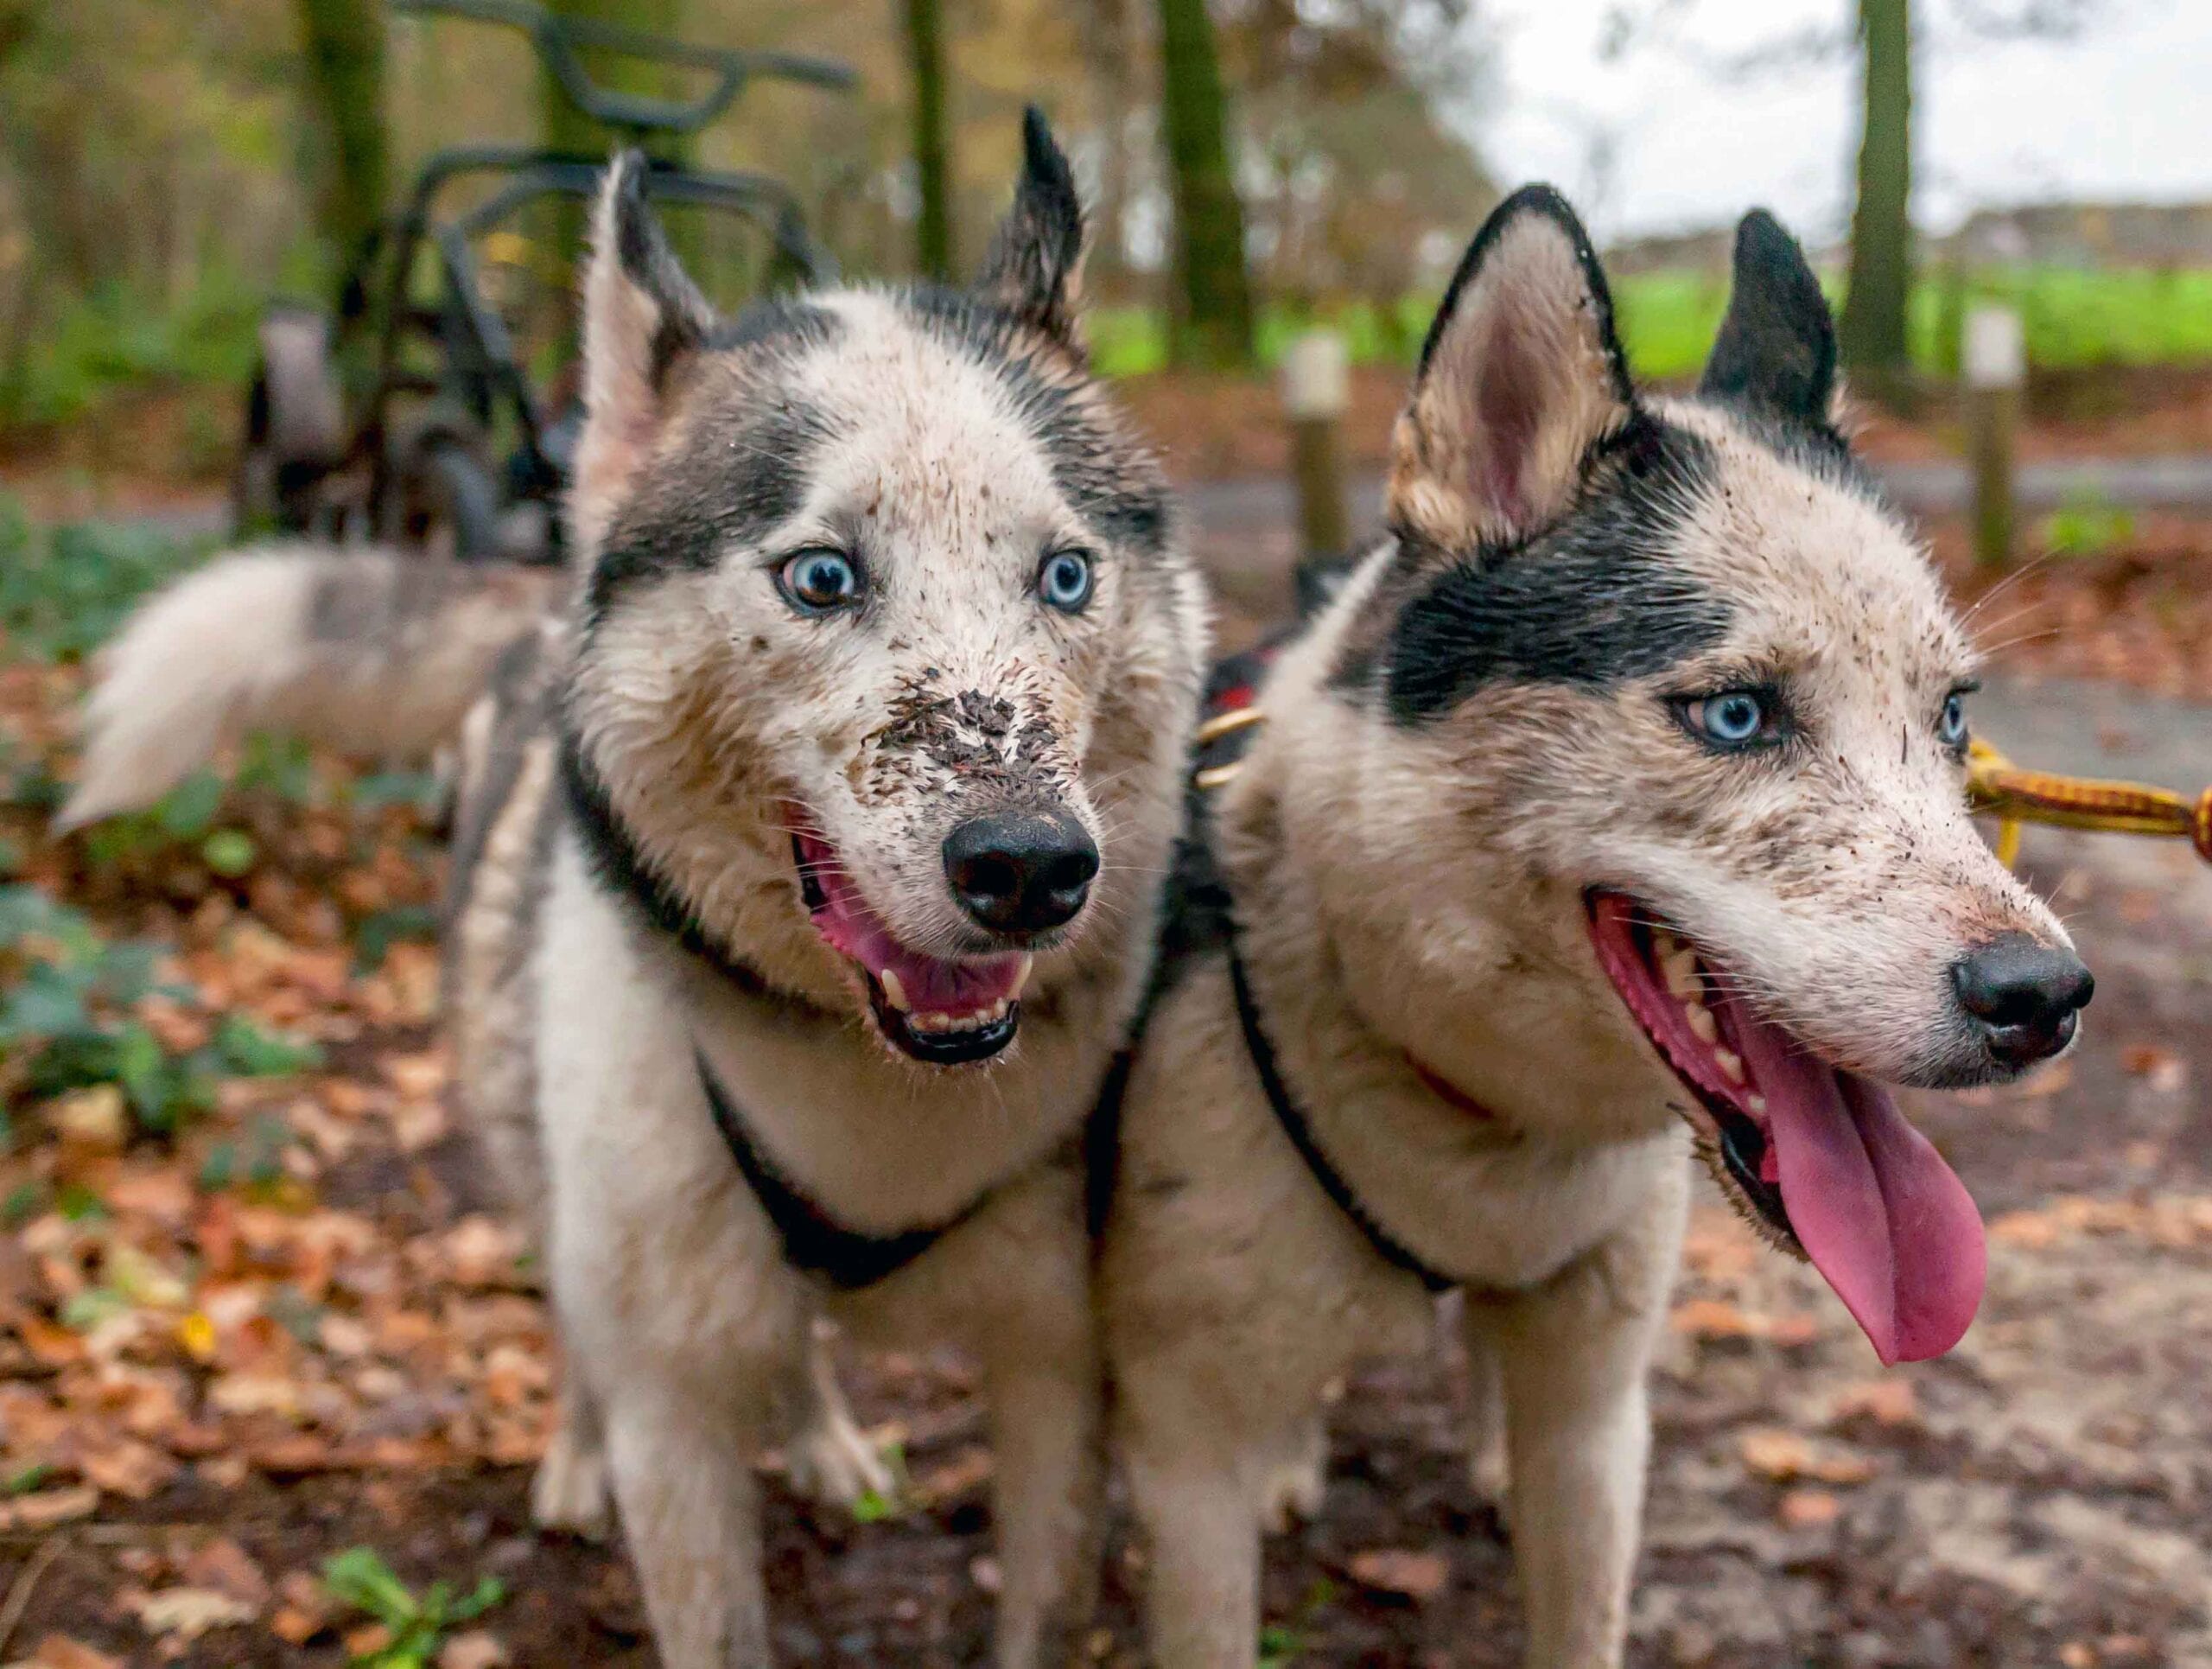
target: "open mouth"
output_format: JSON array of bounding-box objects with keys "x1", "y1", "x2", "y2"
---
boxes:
[
  {"x1": 792, "y1": 832, "x2": 1030, "y2": 1067},
  {"x1": 1586, "y1": 891, "x2": 1986, "y2": 1366}
]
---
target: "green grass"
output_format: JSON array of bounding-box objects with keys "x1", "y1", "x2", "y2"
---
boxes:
[{"x1": 1092, "y1": 265, "x2": 2212, "y2": 385}]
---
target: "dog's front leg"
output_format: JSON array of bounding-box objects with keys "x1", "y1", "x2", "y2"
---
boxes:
[
  {"x1": 969, "y1": 1190, "x2": 1105, "y2": 1668},
  {"x1": 601, "y1": 1373, "x2": 775, "y2": 1668},
  {"x1": 1478, "y1": 1173, "x2": 1685, "y2": 1669},
  {"x1": 1117, "y1": 1358, "x2": 1270, "y2": 1669}
]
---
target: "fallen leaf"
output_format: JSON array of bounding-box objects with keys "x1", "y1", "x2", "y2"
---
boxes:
[
  {"x1": 2015, "y1": 1059, "x2": 2075, "y2": 1099},
  {"x1": 1738, "y1": 1430, "x2": 1874, "y2": 1485},
  {"x1": 1669, "y1": 1300, "x2": 1820, "y2": 1347},
  {"x1": 121, "y1": 1585, "x2": 257, "y2": 1640},
  {"x1": 48, "y1": 1086, "x2": 128, "y2": 1151},
  {"x1": 0, "y1": 1486, "x2": 99, "y2": 1531},
  {"x1": 1829, "y1": 1379, "x2": 1919, "y2": 1428},
  {"x1": 78, "y1": 1436, "x2": 179, "y2": 1500},
  {"x1": 439, "y1": 1630, "x2": 512, "y2": 1669},
  {"x1": 22, "y1": 1636, "x2": 124, "y2": 1669},
  {"x1": 179, "y1": 1537, "x2": 270, "y2": 1609},
  {"x1": 1347, "y1": 1548, "x2": 1450, "y2": 1600},
  {"x1": 1778, "y1": 1489, "x2": 1841, "y2": 1529}
]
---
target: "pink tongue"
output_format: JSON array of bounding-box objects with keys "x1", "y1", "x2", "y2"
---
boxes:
[
  {"x1": 798, "y1": 835, "x2": 1024, "y2": 1011},
  {"x1": 1724, "y1": 997, "x2": 1987, "y2": 1364}
]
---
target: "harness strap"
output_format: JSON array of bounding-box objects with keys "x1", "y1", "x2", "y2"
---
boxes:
[
  {"x1": 1225, "y1": 937, "x2": 1456, "y2": 1295},
  {"x1": 696, "y1": 1051, "x2": 982, "y2": 1291}
]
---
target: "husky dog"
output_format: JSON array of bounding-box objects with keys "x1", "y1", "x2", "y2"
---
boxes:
[
  {"x1": 1099, "y1": 190, "x2": 2090, "y2": 1666},
  {"x1": 67, "y1": 116, "x2": 1206, "y2": 1666}
]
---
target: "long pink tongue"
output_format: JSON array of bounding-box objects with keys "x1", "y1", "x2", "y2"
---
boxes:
[{"x1": 1727, "y1": 1004, "x2": 1986, "y2": 1364}]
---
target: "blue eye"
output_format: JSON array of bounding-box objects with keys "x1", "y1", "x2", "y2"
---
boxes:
[
  {"x1": 1682, "y1": 688, "x2": 1774, "y2": 749},
  {"x1": 1038, "y1": 549, "x2": 1095, "y2": 614},
  {"x1": 779, "y1": 548, "x2": 861, "y2": 613},
  {"x1": 1939, "y1": 690, "x2": 1970, "y2": 749}
]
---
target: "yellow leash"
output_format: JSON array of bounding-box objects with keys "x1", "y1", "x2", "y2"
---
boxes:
[{"x1": 1967, "y1": 737, "x2": 2212, "y2": 869}]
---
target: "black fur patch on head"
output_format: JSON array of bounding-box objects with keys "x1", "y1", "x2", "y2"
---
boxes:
[
  {"x1": 902, "y1": 289, "x2": 1170, "y2": 556},
  {"x1": 1376, "y1": 415, "x2": 1732, "y2": 722},
  {"x1": 1700, "y1": 209, "x2": 1838, "y2": 433},
  {"x1": 584, "y1": 308, "x2": 842, "y2": 630}
]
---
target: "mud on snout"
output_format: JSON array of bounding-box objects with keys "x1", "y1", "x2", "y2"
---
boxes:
[{"x1": 791, "y1": 677, "x2": 1102, "y2": 1068}]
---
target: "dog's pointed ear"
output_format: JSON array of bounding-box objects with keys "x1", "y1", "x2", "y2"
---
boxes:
[
  {"x1": 1699, "y1": 209, "x2": 1840, "y2": 427},
  {"x1": 1389, "y1": 186, "x2": 1633, "y2": 551},
  {"x1": 975, "y1": 106, "x2": 1085, "y2": 347},
  {"x1": 575, "y1": 152, "x2": 717, "y2": 535}
]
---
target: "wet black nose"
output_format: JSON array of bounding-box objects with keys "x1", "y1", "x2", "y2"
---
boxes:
[
  {"x1": 1951, "y1": 933, "x2": 2094, "y2": 1067},
  {"x1": 944, "y1": 811, "x2": 1099, "y2": 936}
]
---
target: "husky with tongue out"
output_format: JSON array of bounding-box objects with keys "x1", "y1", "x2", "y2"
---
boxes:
[{"x1": 1101, "y1": 190, "x2": 2088, "y2": 1667}]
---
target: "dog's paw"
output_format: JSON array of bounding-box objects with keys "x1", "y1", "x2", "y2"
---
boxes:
[
  {"x1": 1259, "y1": 1418, "x2": 1328, "y2": 1534},
  {"x1": 531, "y1": 1420, "x2": 612, "y2": 1540},
  {"x1": 785, "y1": 1406, "x2": 895, "y2": 1511}
]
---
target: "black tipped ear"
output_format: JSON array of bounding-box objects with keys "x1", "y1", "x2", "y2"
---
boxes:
[
  {"x1": 975, "y1": 106, "x2": 1085, "y2": 345},
  {"x1": 1389, "y1": 185, "x2": 1634, "y2": 550},
  {"x1": 575, "y1": 152, "x2": 718, "y2": 541},
  {"x1": 1699, "y1": 209, "x2": 1839, "y2": 427}
]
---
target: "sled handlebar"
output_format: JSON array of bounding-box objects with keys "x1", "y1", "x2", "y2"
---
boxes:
[{"x1": 391, "y1": 0, "x2": 855, "y2": 137}]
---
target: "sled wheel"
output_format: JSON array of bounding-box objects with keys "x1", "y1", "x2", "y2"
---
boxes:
[
  {"x1": 232, "y1": 306, "x2": 345, "y2": 542},
  {"x1": 400, "y1": 436, "x2": 502, "y2": 564}
]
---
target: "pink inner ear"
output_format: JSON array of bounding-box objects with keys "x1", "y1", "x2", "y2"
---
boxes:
[{"x1": 1474, "y1": 312, "x2": 1537, "y2": 528}]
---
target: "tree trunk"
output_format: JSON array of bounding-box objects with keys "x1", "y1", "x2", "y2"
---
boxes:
[
  {"x1": 1154, "y1": 0, "x2": 1253, "y2": 368},
  {"x1": 295, "y1": 0, "x2": 389, "y2": 269},
  {"x1": 903, "y1": 0, "x2": 953, "y2": 283},
  {"x1": 1839, "y1": 0, "x2": 1913, "y2": 398}
]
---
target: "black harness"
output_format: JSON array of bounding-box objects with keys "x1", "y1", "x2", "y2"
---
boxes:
[
  {"x1": 695, "y1": 1053, "x2": 976, "y2": 1290},
  {"x1": 1191, "y1": 634, "x2": 1460, "y2": 1295},
  {"x1": 1225, "y1": 936, "x2": 1456, "y2": 1295}
]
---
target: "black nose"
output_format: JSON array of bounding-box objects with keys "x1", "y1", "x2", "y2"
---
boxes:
[
  {"x1": 1951, "y1": 933, "x2": 2094, "y2": 1067},
  {"x1": 943, "y1": 810, "x2": 1099, "y2": 936}
]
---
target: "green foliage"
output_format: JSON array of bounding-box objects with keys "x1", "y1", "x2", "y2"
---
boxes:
[
  {"x1": 1258, "y1": 1577, "x2": 1338, "y2": 1667},
  {"x1": 0, "y1": 882, "x2": 321, "y2": 1141},
  {"x1": 0, "y1": 268, "x2": 274, "y2": 431},
  {"x1": 322, "y1": 1546, "x2": 505, "y2": 1668},
  {"x1": 2042, "y1": 491, "x2": 2138, "y2": 559},
  {"x1": 1094, "y1": 266, "x2": 2212, "y2": 386},
  {"x1": 0, "y1": 499, "x2": 207, "y2": 664}
]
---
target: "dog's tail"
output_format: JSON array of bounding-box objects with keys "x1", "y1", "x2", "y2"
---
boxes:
[{"x1": 56, "y1": 545, "x2": 563, "y2": 831}]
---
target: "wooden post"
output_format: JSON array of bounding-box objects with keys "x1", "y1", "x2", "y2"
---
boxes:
[
  {"x1": 1963, "y1": 303, "x2": 2024, "y2": 570},
  {"x1": 1281, "y1": 328, "x2": 1350, "y2": 560}
]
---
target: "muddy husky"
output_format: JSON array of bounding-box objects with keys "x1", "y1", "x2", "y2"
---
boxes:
[
  {"x1": 65, "y1": 116, "x2": 1206, "y2": 1666},
  {"x1": 1100, "y1": 191, "x2": 2090, "y2": 1666}
]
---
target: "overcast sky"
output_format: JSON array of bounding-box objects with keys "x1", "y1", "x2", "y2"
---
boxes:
[{"x1": 1476, "y1": 0, "x2": 2209, "y2": 244}]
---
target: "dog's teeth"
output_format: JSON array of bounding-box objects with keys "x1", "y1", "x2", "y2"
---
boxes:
[
  {"x1": 912, "y1": 1011, "x2": 947, "y2": 1034},
  {"x1": 1685, "y1": 1002, "x2": 1719, "y2": 1046},
  {"x1": 1010, "y1": 954, "x2": 1033, "y2": 1000},
  {"x1": 981, "y1": 998, "x2": 1008, "y2": 1023},
  {"x1": 1714, "y1": 1047, "x2": 1745, "y2": 1085},
  {"x1": 880, "y1": 969, "x2": 911, "y2": 1012},
  {"x1": 1661, "y1": 945, "x2": 1702, "y2": 1003},
  {"x1": 1746, "y1": 1092, "x2": 1768, "y2": 1117}
]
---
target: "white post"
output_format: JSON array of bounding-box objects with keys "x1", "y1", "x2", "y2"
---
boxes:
[
  {"x1": 1280, "y1": 328, "x2": 1351, "y2": 559},
  {"x1": 1963, "y1": 303, "x2": 2025, "y2": 570}
]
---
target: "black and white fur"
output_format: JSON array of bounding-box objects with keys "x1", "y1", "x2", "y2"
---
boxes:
[
  {"x1": 1100, "y1": 190, "x2": 2082, "y2": 1666},
  {"x1": 67, "y1": 116, "x2": 1207, "y2": 1667}
]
